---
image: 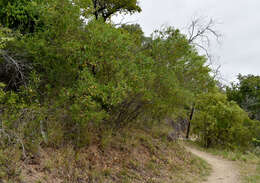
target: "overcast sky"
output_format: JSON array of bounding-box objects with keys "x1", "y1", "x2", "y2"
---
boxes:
[{"x1": 113, "y1": 0, "x2": 260, "y2": 84}]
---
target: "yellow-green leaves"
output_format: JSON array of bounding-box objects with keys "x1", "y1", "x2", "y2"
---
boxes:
[
  {"x1": 0, "y1": 26, "x2": 13, "y2": 49},
  {"x1": 193, "y1": 92, "x2": 253, "y2": 149}
]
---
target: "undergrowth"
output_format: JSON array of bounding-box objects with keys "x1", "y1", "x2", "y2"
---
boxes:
[{"x1": 0, "y1": 124, "x2": 210, "y2": 183}]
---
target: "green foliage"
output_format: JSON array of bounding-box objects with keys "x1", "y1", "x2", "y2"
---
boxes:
[
  {"x1": 91, "y1": 0, "x2": 141, "y2": 21},
  {"x1": 0, "y1": 0, "x2": 89, "y2": 34},
  {"x1": 141, "y1": 27, "x2": 215, "y2": 120},
  {"x1": 0, "y1": 0, "x2": 43, "y2": 33},
  {"x1": 192, "y1": 92, "x2": 255, "y2": 149},
  {"x1": 0, "y1": 26, "x2": 14, "y2": 49},
  {"x1": 226, "y1": 74, "x2": 260, "y2": 147},
  {"x1": 227, "y1": 74, "x2": 260, "y2": 121},
  {"x1": 120, "y1": 23, "x2": 145, "y2": 46},
  {"x1": 0, "y1": 17, "x2": 215, "y2": 147},
  {"x1": 0, "y1": 84, "x2": 45, "y2": 152},
  {"x1": 0, "y1": 0, "x2": 253, "y2": 152},
  {"x1": 253, "y1": 138, "x2": 260, "y2": 147},
  {"x1": 6, "y1": 0, "x2": 84, "y2": 91},
  {"x1": 0, "y1": 3, "x2": 259, "y2": 183}
]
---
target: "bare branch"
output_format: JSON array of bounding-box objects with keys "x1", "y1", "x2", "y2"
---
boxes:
[
  {"x1": 187, "y1": 17, "x2": 222, "y2": 49},
  {"x1": 0, "y1": 49, "x2": 31, "y2": 90},
  {"x1": 113, "y1": 16, "x2": 139, "y2": 27},
  {"x1": 185, "y1": 16, "x2": 223, "y2": 80}
]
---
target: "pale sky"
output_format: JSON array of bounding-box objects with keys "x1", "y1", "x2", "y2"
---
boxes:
[{"x1": 112, "y1": 0, "x2": 260, "y2": 84}]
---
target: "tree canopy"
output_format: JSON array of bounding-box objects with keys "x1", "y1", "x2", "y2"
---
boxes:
[
  {"x1": 227, "y1": 74, "x2": 260, "y2": 121},
  {"x1": 0, "y1": 0, "x2": 44, "y2": 33},
  {"x1": 91, "y1": 0, "x2": 141, "y2": 21}
]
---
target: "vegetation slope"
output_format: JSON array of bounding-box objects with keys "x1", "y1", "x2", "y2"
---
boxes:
[{"x1": 0, "y1": 0, "x2": 259, "y2": 182}]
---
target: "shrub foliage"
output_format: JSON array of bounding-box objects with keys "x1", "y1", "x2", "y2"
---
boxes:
[{"x1": 0, "y1": 0, "x2": 259, "y2": 152}]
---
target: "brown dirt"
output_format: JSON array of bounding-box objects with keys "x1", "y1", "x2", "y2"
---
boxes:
[
  {"x1": 185, "y1": 146, "x2": 241, "y2": 183},
  {"x1": 17, "y1": 127, "x2": 209, "y2": 183}
]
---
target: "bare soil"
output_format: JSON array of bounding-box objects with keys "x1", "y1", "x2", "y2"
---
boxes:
[{"x1": 185, "y1": 146, "x2": 241, "y2": 183}]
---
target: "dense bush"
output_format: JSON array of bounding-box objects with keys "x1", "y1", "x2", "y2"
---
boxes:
[
  {"x1": 192, "y1": 92, "x2": 259, "y2": 149},
  {"x1": 0, "y1": 0, "x2": 44, "y2": 33},
  {"x1": 0, "y1": 0, "x2": 258, "y2": 152},
  {"x1": 227, "y1": 74, "x2": 260, "y2": 121}
]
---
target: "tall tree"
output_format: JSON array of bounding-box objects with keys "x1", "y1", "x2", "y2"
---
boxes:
[
  {"x1": 227, "y1": 74, "x2": 260, "y2": 120},
  {"x1": 92, "y1": 0, "x2": 141, "y2": 21}
]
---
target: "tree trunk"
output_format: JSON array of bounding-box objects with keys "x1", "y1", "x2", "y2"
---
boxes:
[
  {"x1": 93, "y1": 0, "x2": 99, "y2": 20},
  {"x1": 186, "y1": 105, "x2": 195, "y2": 139}
]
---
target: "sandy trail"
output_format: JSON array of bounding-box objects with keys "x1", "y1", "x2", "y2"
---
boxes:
[{"x1": 185, "y1": 146, "x2": 240, "y2": 183}]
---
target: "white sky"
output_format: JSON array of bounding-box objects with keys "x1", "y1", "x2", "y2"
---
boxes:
[{"x1": 112, "y1": 0, "x2": 260, "y2": 84}]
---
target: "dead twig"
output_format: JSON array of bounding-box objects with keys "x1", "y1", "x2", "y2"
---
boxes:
[{"x1": 0, "y1": 49, "x2": 31, "y2": 90}]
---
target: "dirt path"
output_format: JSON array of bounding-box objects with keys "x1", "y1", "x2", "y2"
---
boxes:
[{"x1": 185, "y1": 146, "x2": 240, "y2": 183}]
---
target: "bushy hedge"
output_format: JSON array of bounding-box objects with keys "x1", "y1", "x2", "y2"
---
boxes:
[{"x1": 192, "y1": 92, "x2": 259, "y2": 149}]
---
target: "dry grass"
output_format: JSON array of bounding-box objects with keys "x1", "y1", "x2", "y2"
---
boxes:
[
  {"x1": 2, "y1": 125, "x2": 210, "y2": 183},
  {"x1": 240, "y1": 155, "x2": 260, "y2": 183}
]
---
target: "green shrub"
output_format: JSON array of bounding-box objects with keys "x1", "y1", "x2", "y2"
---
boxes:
[{"x1": 192, "y1": 92, "x2": 255, "y2": 149}]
